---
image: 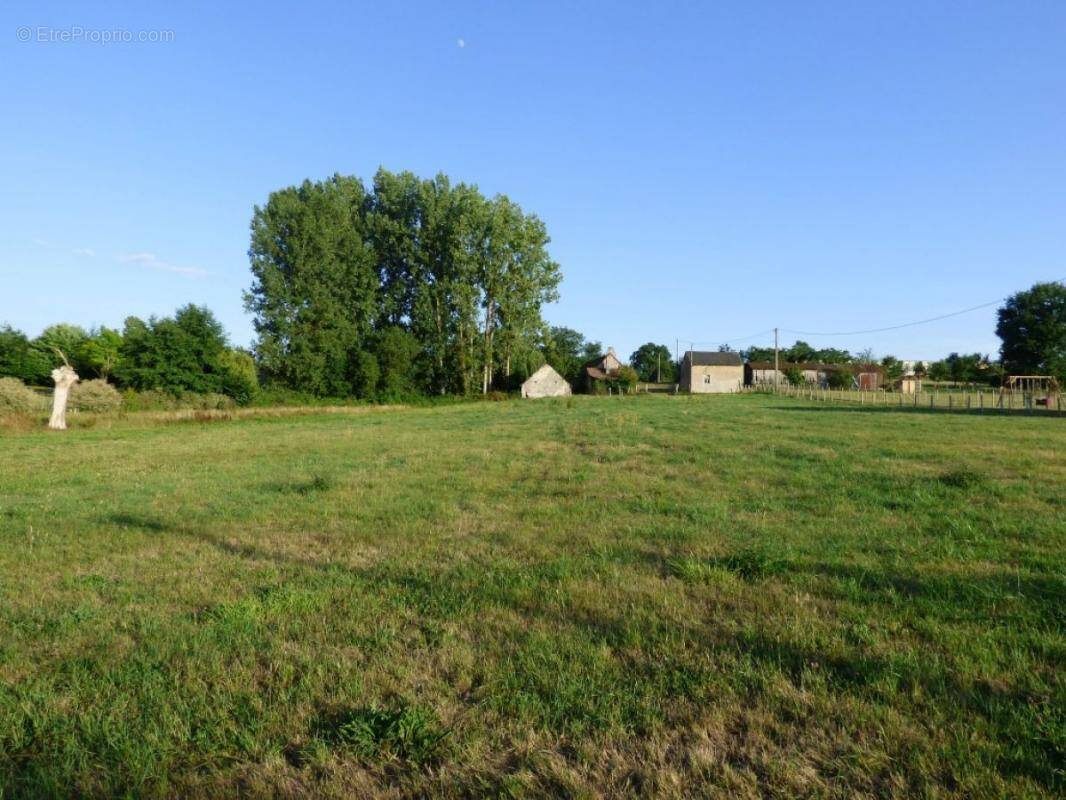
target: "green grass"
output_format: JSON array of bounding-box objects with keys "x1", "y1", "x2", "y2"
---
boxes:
[{"x1": 0, "y1": 394, "x2": 1063, "y2": 797}]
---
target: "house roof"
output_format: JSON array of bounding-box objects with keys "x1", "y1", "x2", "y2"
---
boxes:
[
  {"x1": 522, "y1": 364, "x2": 565, "y2": 385},
  {"x1": 583, "y1": 347, "x2": 621, "y2": 370},
  {"x1": 684, "y1": 351, "x2": 743, "y2": 367}
]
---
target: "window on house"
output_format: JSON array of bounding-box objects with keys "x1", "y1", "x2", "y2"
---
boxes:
[{"x1": 704, "y1": 375, "x2": 711, "y2": 384}]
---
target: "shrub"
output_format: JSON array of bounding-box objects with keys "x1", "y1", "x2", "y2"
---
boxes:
[
  {"x1": 70, "y1": 379, "x2": 122, "y2": 413},
  {"x1": 825, "y1": 368, "x2": 854, "y2": 389},
  {"x1": 218, "y1": 348, "x2": 259, "y2": 405},
  {"x1": 121, "y1": 388, "x2": 178, "y2": 411},
  {"x1": 783, "y1": 366, "x2": 804, "y2": 386},
  {"x1": 0, "y1": 377, "x2": 47, "y2": 414},
  {"x1": 605, "y1": 365, "x2": 639, "y2": 394},
  {"x1": 120, "y1": 389, "x2": 235, "y2": 412},
  {"x1": 191, "y1": 393, "x2": 236, "y2": 411}
]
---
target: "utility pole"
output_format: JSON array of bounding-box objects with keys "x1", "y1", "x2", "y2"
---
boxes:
[
  {"x1": 657, "y1": 352, "x2": 661, "y2": 383},
  {"x1": 774, "y1": 327, "x2": 779, "y2": 392}
]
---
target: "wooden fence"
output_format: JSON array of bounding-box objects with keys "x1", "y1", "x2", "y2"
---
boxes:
[{"x1": 743, "y1": 384, "x2": 1064, "y2": 415}]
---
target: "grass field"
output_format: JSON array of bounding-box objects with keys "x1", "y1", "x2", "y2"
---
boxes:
[{"x1": 0, "y1": 395, "x2": 1063, "y2": 798}]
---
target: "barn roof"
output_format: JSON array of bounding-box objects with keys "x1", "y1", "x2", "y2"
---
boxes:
[{"x1": 684, "y1": 351, "x2": 743, "y2": 367}]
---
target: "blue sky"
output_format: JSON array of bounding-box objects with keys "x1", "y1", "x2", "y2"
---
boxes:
[{"x1": 3, "y1": 1, "x2": 1064, "y2": 361}]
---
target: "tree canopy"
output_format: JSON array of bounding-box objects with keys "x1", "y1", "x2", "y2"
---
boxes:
[
  {"x1": 629, "y1": 342, "x2": 676, "y2": 383},
  {"x1": 743, "y1": 340, "x2": 854, "y2": 365},
  {"x1": 115, "y1": 305, "x2": 257, "y2": 400},
  {"x1": 996, "y1": 282, "x2": 1066, "y2": 381},
  {"x1": 245, "y1": 169, "x2": 561, "y2": 397}
]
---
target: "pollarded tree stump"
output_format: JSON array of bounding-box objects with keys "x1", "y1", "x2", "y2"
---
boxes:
[{"x1": 49, "y1": 365, "x2": 79, "y2": 430}]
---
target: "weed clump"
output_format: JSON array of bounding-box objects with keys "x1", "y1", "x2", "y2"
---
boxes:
[
  {"x1": 312, "y1": 701, "x2": 448, "y2": 764},
  {"x1": 670, "y1": 547, "x2": 787, "y2": 583},
  {"x1": 938, "y1": 468, "x2": 985, "y2": 490}
]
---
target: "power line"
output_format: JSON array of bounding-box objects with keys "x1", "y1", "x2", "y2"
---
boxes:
[
  {"x1": 780, "y1": 277, "x2": 1065, "y2": 338},
  {"x1": 677, "y1": 276, "x2": 1064, "y2": 347},
  {"x1": 677, "y1": 329, "x2": 774, "y2": 347}
]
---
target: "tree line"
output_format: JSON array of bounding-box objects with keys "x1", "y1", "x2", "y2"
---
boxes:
[{"x1": 0, "y1": 305, "x2": 258, "y2": 402}]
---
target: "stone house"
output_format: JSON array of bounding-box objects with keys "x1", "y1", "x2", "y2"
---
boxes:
[
  {"x1": 582, "y1": 347, "x2": 624, "y2": 391},
  {"x1": 521, "y1": 364, "x2": 572, "y2": 398},
  {"x1": 680, "y1": 351, "x2": 744, "y2": 393}
]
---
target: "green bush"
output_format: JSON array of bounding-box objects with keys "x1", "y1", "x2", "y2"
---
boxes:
[
  {"x1": 218, "y1": 349, "x2": 259, "y2": 405},
  {"x1": 606, "y1": 365, "x2": 639, "y2": 393},
  {"x1": 825, "y1": 368, "x2": 854, "y2": 389},
  {"x1": 783, "y1": 366, "x2": 804, "y2": 386},
  {"x1": 0, "y1": 377, "x2": 47, "y2": 414},
  {"x1": 70, "y1": 379, "x2": 123, "y2": 413}
]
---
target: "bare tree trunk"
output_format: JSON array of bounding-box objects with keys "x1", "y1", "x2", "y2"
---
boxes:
[
  {"x1": 482, "y1": 299, "x2": 494, "y2": 394},
  {"x1": 49, "y1": 366, "x2": 79, "y2": 430}
]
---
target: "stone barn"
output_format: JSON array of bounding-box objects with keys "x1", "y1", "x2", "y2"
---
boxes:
[
  {"x1": 521, "y1": 364, "x2": 572, "y2": 398},
  {"x1": 680, "y1": 351, "x2": 744, "y2": 393}
]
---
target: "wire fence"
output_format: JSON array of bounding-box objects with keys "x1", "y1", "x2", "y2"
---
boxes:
[{"x1": 743, "y1": 383, "x2": 1064, "y2": 416}]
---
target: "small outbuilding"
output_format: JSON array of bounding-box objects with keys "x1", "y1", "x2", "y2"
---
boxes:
[
  {"x1": 521, "y1": 364, "x2": 572, "y2": 398},
  {"x1": 680, "y1": 351, "x2": 744, "y2": 393}
]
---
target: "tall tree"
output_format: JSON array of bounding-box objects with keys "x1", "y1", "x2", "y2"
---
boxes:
[
  {"x1": 246, "y1": 176, "x2": 378, "y2": 396},
  {"x1": 996, "y1": 282, "x2": 1066, "y2": 380},
  {"x1": 629, "y1": 343, "x2": 675, "y2": 383}
]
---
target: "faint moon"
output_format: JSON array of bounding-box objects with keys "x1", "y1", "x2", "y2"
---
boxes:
[{"x1": 457, "y1": 38, "x2": 465, "y2": 48}]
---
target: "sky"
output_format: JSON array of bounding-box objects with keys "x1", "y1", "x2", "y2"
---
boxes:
[{"x1": 3, "y1": 1, "x2": 1064, "y2": 362}]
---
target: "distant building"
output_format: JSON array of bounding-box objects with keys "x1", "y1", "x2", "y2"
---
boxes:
[
  {"x1": 582, "y1": 347, "x2": 624, "y2": 391},
  {"x1": 521, "y1": 364, "x2": 572, "y2": 398},
  {"x1": 680, "y1": 351, "x2": 744, "y2": 393},
  {"x1": 745, "y1": 361, "x2": 885, "y2": 389},
  {"x1": 898, "y1": 375, "x2": 922, "y2": 394},
  {"x1": 746, "y1": 361, "x2": 823, "y2": 386}
]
